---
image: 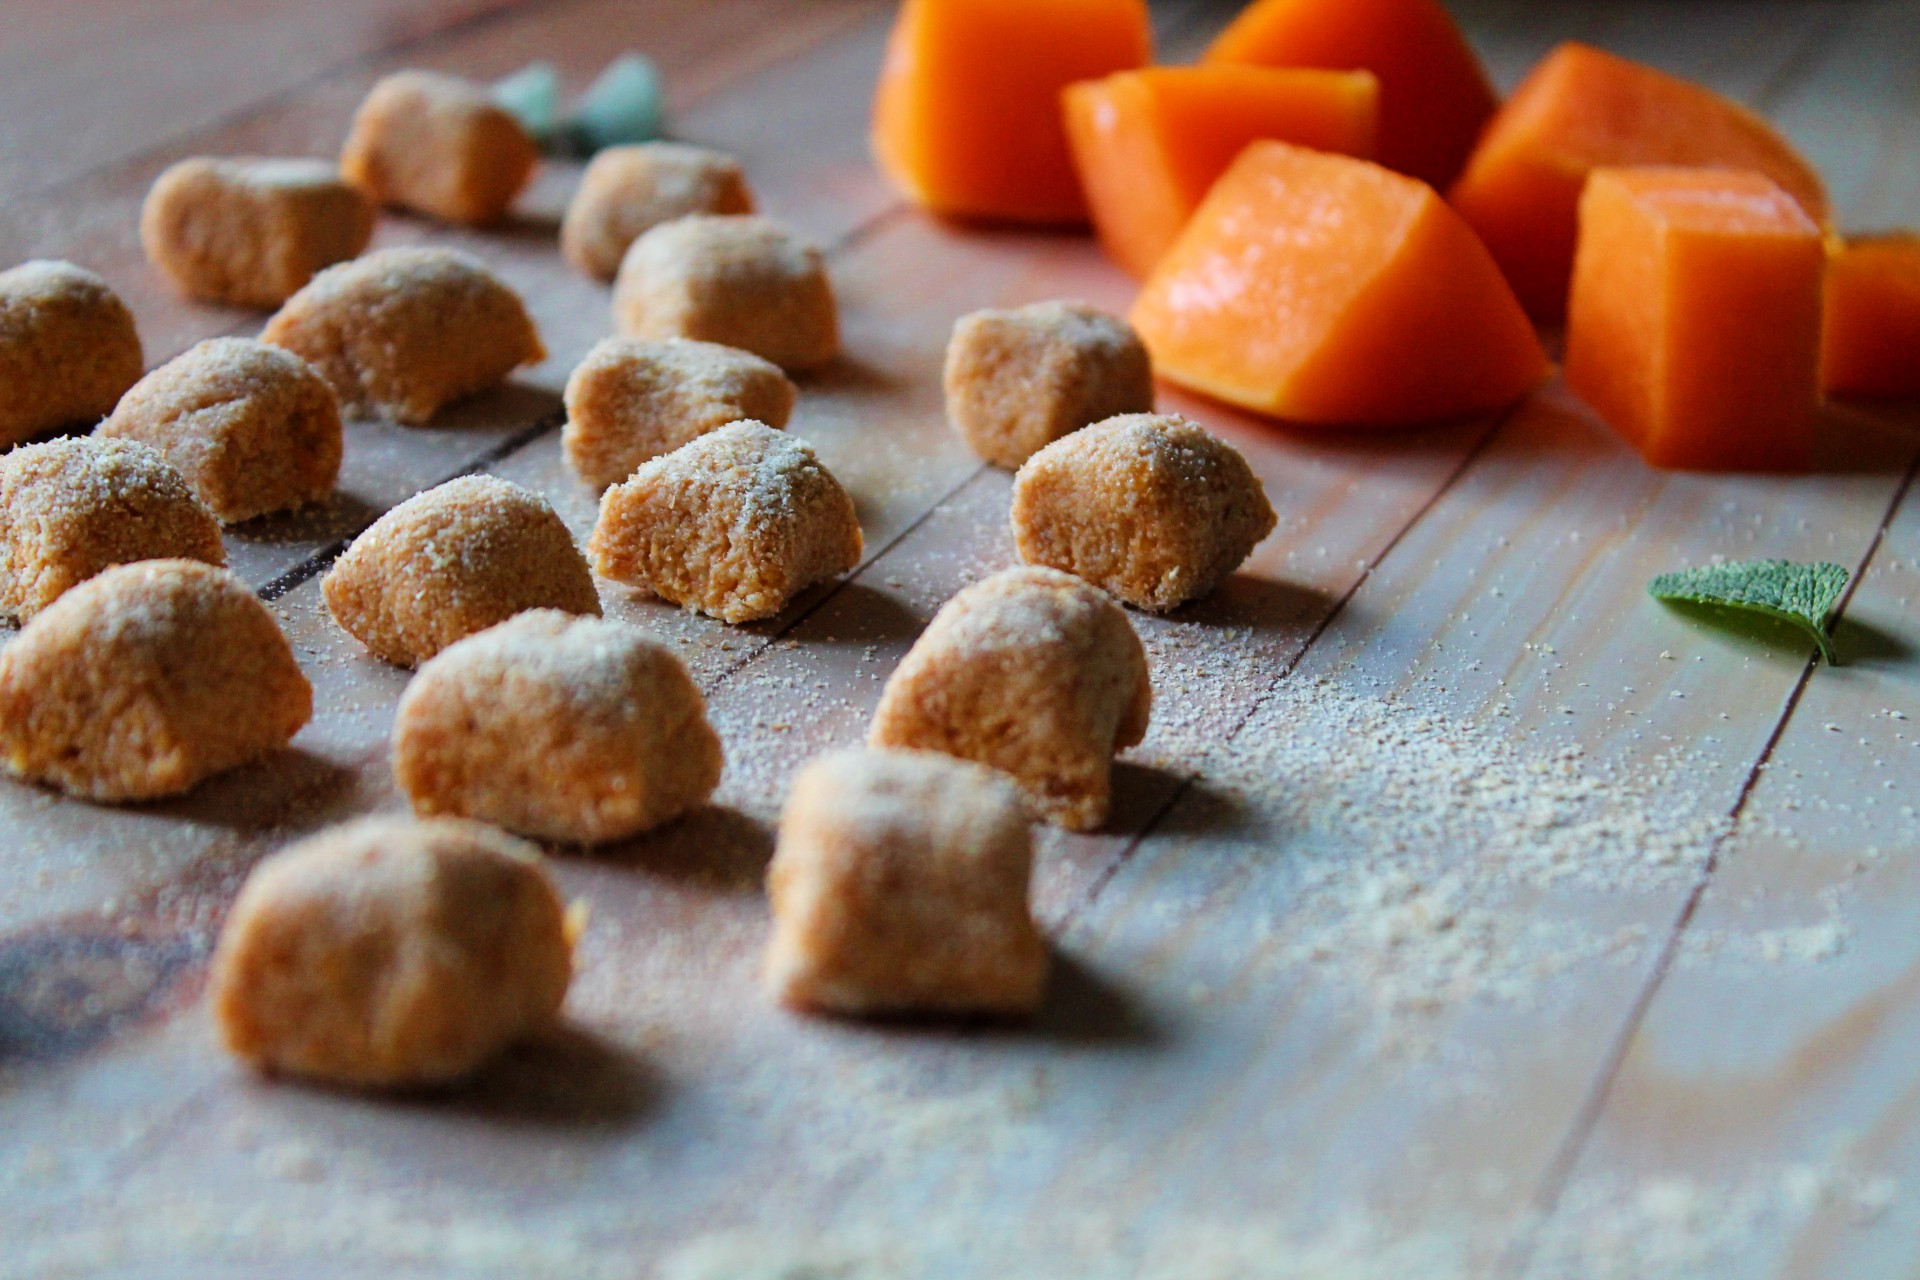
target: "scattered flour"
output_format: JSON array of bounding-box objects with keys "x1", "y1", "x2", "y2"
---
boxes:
[{"x1": 1176, "y1": 676, "x2": 1730, "y2": 1034}]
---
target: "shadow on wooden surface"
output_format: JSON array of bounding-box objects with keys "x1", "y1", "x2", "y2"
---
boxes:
[
  {"x1": 1171, "y1": 572, "x2": 1338, "y2": 634},
  {"x1": 421, "y1": 382, "x2": 564, "y2": 434},
  {"x1": 584, "y1": 803, "x2": 775, "y2": 891},
  {"x1": 796, "y1": 349, "x2": 911, "y2": 395},
  {"x1": 432, "y1": 1024, "x2": 664, "y2": 1129},
  {"x1": 150, "y1": 748, "x2": 366, "y2": 839},
  {"x1": 225, "y1": 491, "x2": 382, "y2": 550},
  {"x1": 0, "y1": 923, "x2": 196, "y2": 1064}
]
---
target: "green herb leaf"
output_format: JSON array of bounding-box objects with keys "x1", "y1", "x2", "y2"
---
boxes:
[
  {"x1": 565, "y1": 53, "x2": 663, "y2": 154},
  {"x1": 492, "y1": 62, "x2": 560, "y2": 145},
  {"x1": 1648, "y1": 559, "x2": 1850, "y2": 664}
]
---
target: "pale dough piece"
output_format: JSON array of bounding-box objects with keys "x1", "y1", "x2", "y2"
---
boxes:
[
  {"x1": 612, "y1": 215, "x2": 838, "y2": 371},
  {"x1": 561, "y1": 143, "x2": 755, "y2": 281},
  {"x1": 0, "y1": 260, "x2": 144, "y2": 448},
  {"x1": 765, "y1": 747, "x2": 1047, "y2": 1017},
  {"x1": 140, "y1": 157, "x2": 375, "y2": 307},
  {"x1": 324, "y1": 475, "x2": 600, "y2": 667},
  {"x1": 393, "y1": 610, "x2": 724, "y2": 844},
  {"x1": 869, "y1": 565, "x2": 1150, "y2": 830},
  {"x1": 101, "y1": 337, "x2": 343, "y2": 524},
  {"x1": 340, "y1": 70, "x2": 538, "y2": 225},
  {"x1": 211, "y1": 815, "x2": 573, "y2": 1088},
  {"x1": 943, "y1": 300, "x2": 1153, "y2": 469},
  {"x1": 562, "y1": 336, "x2": 795, "y2": 489},
  {"x1": 1011, "y1": 412, "x2": 1277, "y2": 611},
  {"x1": 0, "y1": 437, "x2": 225, "y2": 620},
  {"x1": 0, "y1": 559, "x2": 312, "y2": 801},
  {"x1": 589, "y1": 419, "x2": 862, "y2": 624},
  {"x1": 261, "y1": 246, "x2": 545, "y2": 425}
]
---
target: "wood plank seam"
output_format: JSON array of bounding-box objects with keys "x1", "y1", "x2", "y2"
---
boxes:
[{"x1": 1500, "y1": 447, "x2": 1920, "y2": 1278}]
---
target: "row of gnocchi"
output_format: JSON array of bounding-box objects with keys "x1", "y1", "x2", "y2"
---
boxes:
[{"x1": 0, "y1": 66, "x2": 1280, "y2": 1091}]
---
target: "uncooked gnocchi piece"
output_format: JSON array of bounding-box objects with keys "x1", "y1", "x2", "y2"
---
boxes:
[
  {"x1": 340, "y1": 70, "x2": 538, "y2": 225},
  {"x1": 765, "y1": 747, "x2": 1048, "y2": 1018},
  {"x1": 1011, "y1": 413, "x2": 1276, "y2": 611},
  {"x1": 943, "y1": 300, "x2": 1153, "y2": 469},
  {"x1": 0, "y1": 260, "x2": 144, "y2": 448},
  {"x1": 211, "y1": 816, "x2": 573, "y2": 1088},
  {"x1": 562, "y1": 336, "x2": 795, "y2": 489},
  {"x1": 261, "y1": 247, "x2": 545, "y2": 425},
  {"x1": 561, "y1": 143, "x2": 755, "y2": 281},
  {"x1": 393, "y1": 610, "x2": 723, "y2": 844},
  {"x1": 140, "y1": 157, "x2": 375, "y2": 307},
  {"x1": 0, "y1": 559, "x2": 312, "y2": 801},
  {"x1": 613, "y1": 215, "x2": 839, "y2": 371},
  {"x1": 0, "y1": 437, "x2": 225, "y2": 621},
  {"x1": 869, "y1": 565, "x2": 1151, "y2": 831},
  {"x1": 589, "y1": 419, "x2": 861, "y2": 624},
  {"x1": 324, "y1": 475, "x2": 600, "y2": 667},
  {"x1": 100, "y1": 337, "x2": 343, "y2": 524}
]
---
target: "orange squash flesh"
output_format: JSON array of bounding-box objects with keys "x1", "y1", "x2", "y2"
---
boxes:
[
  {"x1": 1202, "y1": 0, "x2": 1496, "y2": 190},
  {"x1": 870, "y1": 0, "x2": 1152, "y2": 224},
  {"x1": 1565, "y1": 168, "x2": 1823, "y2": 472},
  {"x1": 1063, "y1": 65, "x2": 1380, "y2": 279},
  {"x1": 1131, "y1": 141, "x2": 1549, "y2": 427},
  {"x1": 1823, "y1": 233, "x2": 1920, "y2": 399},
  {"x1": 1451, "y1": 42, "x2": 1830, "y2": 324}
]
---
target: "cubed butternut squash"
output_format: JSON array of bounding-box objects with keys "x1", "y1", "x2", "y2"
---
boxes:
[
  {"x1": 1202, "y1": 0, "x2": 1495, "y2": 190},
  {"x1": 1451, "y1": 42, "x2": 1829, "y2": 323},
  {"x1": 1063, "y1": 65, "x2": 1379, "y2": 279},
  {"x1": 1822, "y1": 232, "x2": 1920, "y2": 400},
  {"x1": 1566, "y1": 167, "x2": 1823, "y2": 471},
  {"x1": 870, "y1": 0, "x2": 1152, "y2": 224},
  {"x1": 1130, "y1": 141, "x2": 1548, "y2": 426}
]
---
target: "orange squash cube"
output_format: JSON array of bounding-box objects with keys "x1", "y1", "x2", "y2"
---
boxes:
[
  {"x1": 1202, "y1": 0, "x2": 1495, "y2": 190},
  {"x1": 1822, "y1": 233, "x2": 1920, "y2": 400},
  {"x1": 870, "y1": 0, "x2": 1152, "y2": 224},
  {"x1": 1130, "y1": 141, "x2": 1547, "y2": 427},
  {"x1": 1566, "y1": 168, "x2": 1823, "y2": 471},
  {"x1": 1451, "y1": 42, "x2": 1829, "y2": 323},
  {"x1": 1063, "y1": 65, "x2": 1379, "y2": 279}
]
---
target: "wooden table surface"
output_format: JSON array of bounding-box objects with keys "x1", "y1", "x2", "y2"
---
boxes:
[{"x1": 3, "y1": 1, "x2": 1919, "y2": 1275}]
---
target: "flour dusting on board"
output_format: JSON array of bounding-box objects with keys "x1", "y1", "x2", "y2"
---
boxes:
[
  {"x1": 655, "y1": 1158, "x2": 1898, "y2": 1279},
  {"x1": 1152, "y1": 675, "x2": 1731, "y2": 1041}
]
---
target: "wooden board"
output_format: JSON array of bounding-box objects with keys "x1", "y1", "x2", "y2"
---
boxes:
[{"x1": 3, "y1": 1, "x2": 1919, "y2": 1275}]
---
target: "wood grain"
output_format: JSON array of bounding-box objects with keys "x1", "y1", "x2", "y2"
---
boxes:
[{"x1": 3, "y1": 0, "x2": 1919, "y2": 1275}]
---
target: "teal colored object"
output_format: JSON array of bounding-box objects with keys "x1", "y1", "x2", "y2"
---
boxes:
[
  {"x1": 566, "y1": 54, "x2": 663, "y2": 154},
  {"x1": 491, "y1": 61, "x2": 561, "y2": 145}
]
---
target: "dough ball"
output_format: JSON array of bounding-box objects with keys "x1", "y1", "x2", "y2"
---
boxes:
[
  {"x1": 944, "y1": 301, "x2": 1153, "y2": 469},
  {"x1": 869, "y1": 565, "x2": 1150, "y2": 831},
  {"x1": 340, "y1": 70, "x2": 538, "y2": 225},
  {"x1": 0, "y1": 260, "x2": 144, "y2": 448},
  {"x1": 765, "y1": 747, "x2": 1047, "y2": 1018},
  {"x1": 324, "y1": 475, "x2": 600, "y2": 667},
  {"x1": 394, "y1": 610, "x2": 724, "y2": 844},
  {"x1": 589, "y1": 420, "x2": 861, "y2": 624},
  {"x1": 0, "y1": 437, "x2": 225, "y2": 621},
  {"x1": 561, "y1": 143, "x2": 755, "y2": 281},
  {"x1": 0, "y1": 559, "x2": 312, "y2": 801},
  {"x1": 211, "y1": 815, "x2": 573, "y2": 1088},
  {"x1": 100, "y1": 337, "x2": 343, "y2": 524},
  {"x1": 562, "y1": 335, "x2": 795, "y2": 490},
  {"x1": 612, "y1": 215, "x2": 838, "y2": 371},
  {"x1": 140, "y1": 157, "x2": 375, "y2": 308},
  {"x1": 262, "y1": 246, "x2": 545, "y2": 425},
  {"x1": 1011, "y1": 413, "x2": 1276, "y2": 611}
]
